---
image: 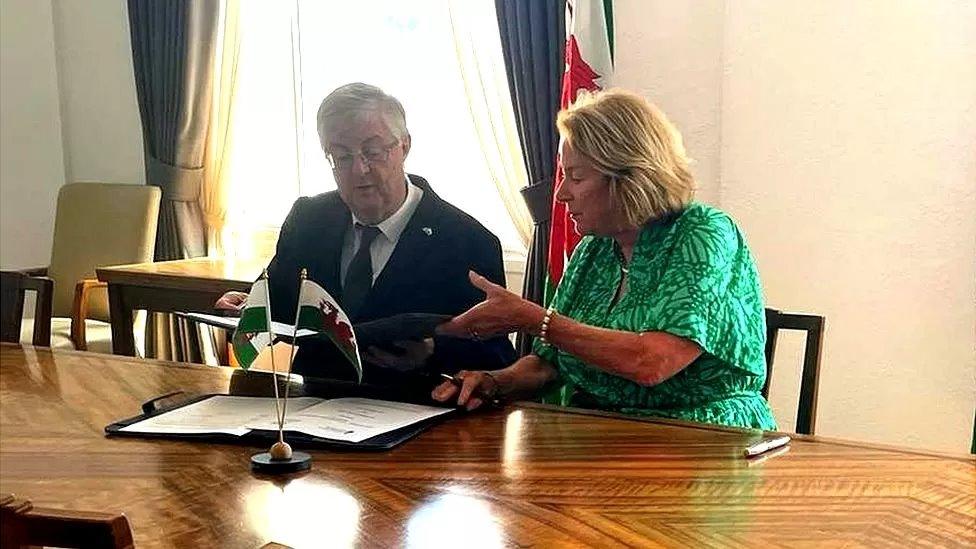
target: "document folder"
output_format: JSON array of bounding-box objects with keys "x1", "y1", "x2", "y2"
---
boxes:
[{"x1": 105, "y1": 393, "x2": 456, "y2": 451}]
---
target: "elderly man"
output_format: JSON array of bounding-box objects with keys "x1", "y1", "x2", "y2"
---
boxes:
[{"x1": 217, "y1": 83, "x2": 515, "y2": 388}]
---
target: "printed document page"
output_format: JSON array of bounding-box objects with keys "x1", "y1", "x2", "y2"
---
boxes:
[
  {"x1": 120, "y1": 396, "x2": 323, "y2": 436},
  {"x1": 247, "y1": 398, "x2": 453, "y2": 443},
  {"x1": 180, "y1": 312, "x2": 318, "y2": 338},
  {"x1": 119, "y1": 396, "x2": 451, "y2": 443}
]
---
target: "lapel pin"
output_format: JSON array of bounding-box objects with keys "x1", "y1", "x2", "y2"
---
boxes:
[{"x1": 422, "y1": 227, "x2": 433, "y2": 236}]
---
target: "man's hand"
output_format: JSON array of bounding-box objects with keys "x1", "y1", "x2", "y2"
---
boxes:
[
  {"x1": 215, "y1": 291, "x2": 248, "y2": 315},
  {"x1": 364, "y1": 338, "x2": 435, "y2": 371}
]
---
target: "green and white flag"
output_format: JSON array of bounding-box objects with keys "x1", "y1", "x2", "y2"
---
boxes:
[
  {"x1": 231, "y1": 278, "x2": 273, "y2": 370},
  {"x1": 294, "y1": 278, "x2": 363, "y2": 383}
]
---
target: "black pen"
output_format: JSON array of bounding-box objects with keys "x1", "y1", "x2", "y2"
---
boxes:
[{"x1": 439, "y1": 373, "x2": 501, "y2": 407}]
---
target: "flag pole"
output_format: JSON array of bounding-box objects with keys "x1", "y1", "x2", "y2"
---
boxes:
[
  {"x1": 249, "y1": 270, "x2": 311, "y2": 474},
  {"x1": 262, "y1": 269, "x2": 285, "y2": 446},
  {"x1": 279, "y1": 268, "x2": 306, "y2": 436}
]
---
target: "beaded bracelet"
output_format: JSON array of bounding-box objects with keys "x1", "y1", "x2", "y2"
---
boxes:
[{"x1": 539, "y1": 305, "x2": 556, "y2": 345}]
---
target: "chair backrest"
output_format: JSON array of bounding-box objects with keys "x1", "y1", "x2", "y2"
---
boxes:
[
  {"x1": 0, "y1": 493, "x2": 134, "y2": 549},
  {"x1": 47, "y1": 183, "x2": 161, "y2": 321},
  {"x1": 763, "y1": 308, "x2": 825, "y2": 435},
  {"x1": 0, "y1": 271, "x2": 53, "y2": 346}
]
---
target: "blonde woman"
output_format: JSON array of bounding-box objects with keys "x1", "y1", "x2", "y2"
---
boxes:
[{"x1": 434, "y1": 89, "x2": 776, "y2": 430}]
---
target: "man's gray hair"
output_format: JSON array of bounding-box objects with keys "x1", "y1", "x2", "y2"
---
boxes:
[{"x1": 316, "y1": 83, "x2": 408, "y2": 148}]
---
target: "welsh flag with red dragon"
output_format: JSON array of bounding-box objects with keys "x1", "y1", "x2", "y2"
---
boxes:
[
  {"x1": 294, "y1": 278, "x2": 363, "y2": 383},
  {"x1": 546, "y1": 0, "x2": 614, "y2": 302}
]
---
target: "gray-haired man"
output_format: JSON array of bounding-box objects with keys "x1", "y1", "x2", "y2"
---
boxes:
[{"x1": 217, "y1": 83, "x2": 516, "y2": 391}]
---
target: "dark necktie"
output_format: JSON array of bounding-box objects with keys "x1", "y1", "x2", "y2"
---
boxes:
[{"x1": 343, "y1": 224, "x2": 382, "y2": 317}]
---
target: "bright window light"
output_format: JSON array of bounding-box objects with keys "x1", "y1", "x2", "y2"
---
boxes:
[{"x1": 222, "y1": 0, "x2": 526, "y2": 260}]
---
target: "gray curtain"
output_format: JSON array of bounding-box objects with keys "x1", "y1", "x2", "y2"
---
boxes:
[
  {"x1": 494, "y1": 0, "x2": 565, "y2": 357},
  {"x1": 128, "y1": 0, "x2": 219, "y2": 362}
]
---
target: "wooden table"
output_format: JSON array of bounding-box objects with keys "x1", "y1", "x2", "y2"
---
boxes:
[
  {"x1": 96, "y1": 257, "x2": 267, "y2": 356},
  {"x1": 1, "y1": 344, "x2": 973, "y2": 548}
]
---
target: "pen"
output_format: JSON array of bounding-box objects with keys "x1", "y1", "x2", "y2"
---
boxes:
[
  {"x1": 744, "y1": 444, "x2": 790, "y2": 467},
  {"x1": 439, "y1": 373, "x2": 501, "y2": 407},
  {"x1": 743, "y1": 435, "x2": 791, "y2": 458}
]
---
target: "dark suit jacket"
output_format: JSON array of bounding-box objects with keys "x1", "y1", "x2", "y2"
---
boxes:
[{"x1": 266, "y1": 174, "x2": 516, "y2": 391}]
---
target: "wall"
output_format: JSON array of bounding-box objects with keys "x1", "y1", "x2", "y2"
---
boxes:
[
  {"x1": 719, "y1": 0, "x2": 976, "y2": 451},
  {"x1": 52, "y1": 0, "x2": 144, "y2": 185},
  {"x1": 0, "y1": 0, "x2": 65, "y2": 269},
  {"x1": 614, "y1": 0, "x2": 725, "y2": 205},
  {"x1": 0, "y1": 0, "x2": 143, "y2": 269}
]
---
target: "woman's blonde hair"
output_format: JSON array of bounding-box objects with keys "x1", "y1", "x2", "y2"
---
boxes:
[{"x1": 557, "y1": 89, "x2": 695, "y2": 228}]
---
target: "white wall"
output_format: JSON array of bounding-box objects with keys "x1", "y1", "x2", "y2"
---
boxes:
[
  {"x1": 614, "y1": 0, "x2": 725, "y2": 205},
  {"x1": 617, "y1": 0, "x2": 975, "y2": 452},
  {"x1": 0, "y1": 0, "x2": 143, "y2": 270},
  {"x1": 719, "y1": 0, "x2": 976, "y2": 452},
  {"x1": 0, "y1": 0, "x2": 65, "y2": 269},
  {"x1": 52, "y1": 0, "x2": 144, "y2": 185}
]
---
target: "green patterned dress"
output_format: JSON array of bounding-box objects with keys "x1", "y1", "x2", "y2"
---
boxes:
[{"x1": 533, "y1": 203, "x2": 776, "y2": 430}]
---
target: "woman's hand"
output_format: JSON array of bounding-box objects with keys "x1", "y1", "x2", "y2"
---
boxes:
[
  {"x1": 431, "y1": 370, "x2": 499, "y2": 411},
  {"x1": 437, "y1": 271, "x2": 545, "y2": 339},
  {"x1": 215, "y1": 291, "x2": 248, "y2": 314}
]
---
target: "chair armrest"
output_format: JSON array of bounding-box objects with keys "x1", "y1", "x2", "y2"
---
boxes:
[
  {"x1": 1, "y1": 493, "x2": 134, "y2": 549},
  {"x1": 20, "y1": 266, "x2": 48, "y2": 277},
  {"x1": 71, "y1": 279, "x2": 107, "y2": 351}
]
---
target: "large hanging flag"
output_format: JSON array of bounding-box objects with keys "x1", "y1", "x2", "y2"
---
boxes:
[
  {"x1": 294, "y1": 278, "x2": 363, "y2": 383},
  {"x1": 231, "y1": 278, "x2": 273, "y2": 370},
  {"x1": 547, "y1": 0, "x2": 614, "y2": 299}
]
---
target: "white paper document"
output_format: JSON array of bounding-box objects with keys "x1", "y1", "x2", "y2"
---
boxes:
[
  {"x1": 120, "y1": 395, "x2": 451, "y2": 443},
  {"x1": 246, "y1": 398, "x2": 453, "y2": 443},
  {"x1": 120, "y1": 396, "x2": 322, "y2": 436},
  {"x1": 179, "y1": 312, "x2": 318, "y2": 339}
]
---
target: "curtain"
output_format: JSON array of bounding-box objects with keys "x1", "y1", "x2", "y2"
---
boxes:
[
  {"x1": 128, "y1": 0, "x2": 220, "y2": 362},
  {"x1": 201, "y1": 0, "x2": 242, "y2": 257},
  {"x1": 447, "y1": 0, "x2": 533, "y2": 248},
  {"x1": 494, "y1": 0, "x2": 565, "y2": 356}
]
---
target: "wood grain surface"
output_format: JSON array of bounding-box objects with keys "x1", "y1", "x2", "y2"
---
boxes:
[
  {"x1": 95, "y1": 257, "x2": 268, "y2": 356},
  {"x1": 96, "y1": 257, "x2": 267, "y2": 294},
  {"x1": 1, "y1": 344, "x2": 972, "y2": 548}
]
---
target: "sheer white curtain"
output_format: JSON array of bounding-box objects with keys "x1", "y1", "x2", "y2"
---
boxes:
[
  {"x1": 447, "y1": 0, "x2": 533, "y2": 248},
  {"x1": 202, "y1": 0, "x2": 242, "y2": 257},
  {"x1": 219, "y1": 0, "x2": 528, "y2": 259}
]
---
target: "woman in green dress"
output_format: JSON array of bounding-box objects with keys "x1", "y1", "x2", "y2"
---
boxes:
[{"x1": 433, "y1": 89, "x2": 776, "y2": 430}]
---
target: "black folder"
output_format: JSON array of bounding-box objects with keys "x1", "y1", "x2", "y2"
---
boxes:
[{"x1": 176, "y1": 311, "x2": 451, "y2": 348}]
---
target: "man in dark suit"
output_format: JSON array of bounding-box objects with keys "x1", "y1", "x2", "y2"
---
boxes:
[{"x1": 216, "y1": 83, "x2": 515, "y2": 390}]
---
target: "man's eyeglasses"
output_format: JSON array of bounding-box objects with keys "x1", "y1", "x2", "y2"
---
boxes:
[{"x1": 327, "y1": 139, "x2": 400, "y2": 171}]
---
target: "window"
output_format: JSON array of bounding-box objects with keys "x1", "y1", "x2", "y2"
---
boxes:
[{"x1": 221, "y1": 1, "x2": 527, "y2": 264}]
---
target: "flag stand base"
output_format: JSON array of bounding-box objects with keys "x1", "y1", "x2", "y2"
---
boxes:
[{"x1": 250, "y1": 451, "x2": 312, "y2": 474}]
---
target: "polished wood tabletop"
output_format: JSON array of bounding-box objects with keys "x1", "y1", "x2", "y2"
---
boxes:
[
  {"x1": 96, "y1": 257, "x2": 268, "y2": 356},
  {"x1": 96, "y1": 257, "x2": 268, "y2": 294},
  {"x1": 1, "y1": 344, "x2": 973, "y2": 548}
]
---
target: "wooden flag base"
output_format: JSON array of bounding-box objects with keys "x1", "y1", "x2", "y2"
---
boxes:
[{"x1": 250, "y1": 451, "x2": 312, "y2": 474}]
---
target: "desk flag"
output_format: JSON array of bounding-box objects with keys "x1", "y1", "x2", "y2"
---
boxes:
[
  {"x1": 295, "y1": 278, "x2": 363, "y2": 383},
  {"x1": 231, "y1": 278, "x2": 272, "y2": 369}
]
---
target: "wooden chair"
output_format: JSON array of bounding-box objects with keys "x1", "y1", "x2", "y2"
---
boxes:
[
  {"x1": 3, "y1": 183, "x2": 160, "y2": 352},
  {"x1": 0, "y1": 493, "x2": 134, "y2": 549},
  {"x1": 763, "y1": 308, "x2": 825, "y2": 435},
  {"x1": 1, "y1": 270, "x2": 53, "y2": 346}
]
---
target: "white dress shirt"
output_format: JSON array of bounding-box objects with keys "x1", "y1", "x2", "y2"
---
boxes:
[{"x1": 340, "y1": 177, "x2": 424, "y2": 287}]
